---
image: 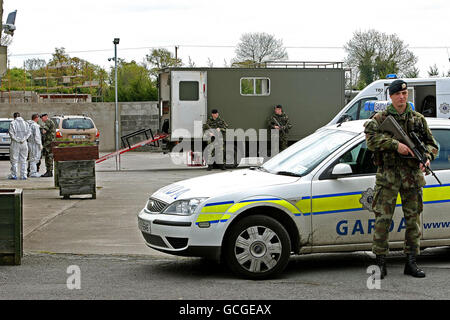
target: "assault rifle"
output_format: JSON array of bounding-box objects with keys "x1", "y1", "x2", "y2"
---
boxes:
[
  {"x1": 379, "y1": 115, "x2": 441, "y2": 185},
  {"x1": 272, "y1": 116, "x2": 288, "y2": 134}
]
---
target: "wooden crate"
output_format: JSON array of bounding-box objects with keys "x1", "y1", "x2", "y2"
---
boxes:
[
  {"x1": 56, "y1": 160, "x2": 96, "y2": 199},
  {"x1": 0, "y1": 189, "x2": 23, "y2": 265},
  {"x1": 52, "y1": 145, "x2": 99, "y2": 162}
]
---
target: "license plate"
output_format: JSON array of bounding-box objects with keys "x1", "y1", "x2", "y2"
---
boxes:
[
  {"x1": 138, "y1": 219, "x2": 151, "y2": 234},
  {"x1": 72, "y1": 135, "x2": 86, "y2": 139},
  {"x1": 2, "y1": 137, "x2": 10, "y2": 142}
]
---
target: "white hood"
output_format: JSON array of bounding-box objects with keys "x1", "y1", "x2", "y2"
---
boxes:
[{"x1": 152, "y1": 169, "x2": 299, "y2": 203}]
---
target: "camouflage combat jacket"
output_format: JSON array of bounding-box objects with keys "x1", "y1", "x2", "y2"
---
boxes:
[
  {"x1": 203, "y1": 116, "x2": 229, "y2": 135},
  {"x1": 41, "y1": 119, "x2": 56, "y2": 148},
  {"x1": 364, "y1": 104, "x2": 439, "y2": 188},
  {"x1": 268, "y1": 112, "x2": 292, "y2": 136}
]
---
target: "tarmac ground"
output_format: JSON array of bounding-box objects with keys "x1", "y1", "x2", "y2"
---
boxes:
[
  {"x1": 1, "y1": 152, "x2": 450, "y2": 301},
  {"x1": 0, "y1": 152, "x2": 209, "y2": 257}
]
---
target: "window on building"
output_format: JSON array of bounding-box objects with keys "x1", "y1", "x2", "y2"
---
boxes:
[
  {"x1": 179, "y1": 81, "x2": 199, "y2": 101},
  {"x1": 240, "y1": 78, "x2": 270, "y2": 96}
]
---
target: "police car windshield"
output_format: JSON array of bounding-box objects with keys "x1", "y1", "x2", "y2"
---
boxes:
[{"x1": 262, "y1": 129, "x2": 357, "y2": 176}]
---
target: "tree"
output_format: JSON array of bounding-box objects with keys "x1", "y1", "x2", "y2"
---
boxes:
[
  {"x1": 427, "y1": 64, "x2": 439, "y2": 77},
  {"x1": 187, "y1": 56, "x2": 196, "y2": 67},
  {"x1": 24, "y1": 58, "x2": 46, "y2": 71},
  {"x1": 105, "y1": 60, "x2": 157, "y2": 102},
  {"x1": 206, "y1": 57, "x2": 214, "y2": 68},
  {"x1": 344, "y1": 29, "x2": 418, "y2": 89},
  {"x1": 234, "y1": 32, "x2": 288, "y2": 65},
  {"x1": 404, "y1": 66, "x2": 420, "y2": 78},
  {"x1": 145, "y1": 48, "x2": 182, "y2": 78}
]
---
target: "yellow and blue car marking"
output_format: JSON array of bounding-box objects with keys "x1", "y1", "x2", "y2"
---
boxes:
[
  {"x1": 298, "y1": 183, "x2": 450, "y2": 216},
  {"x1": 196, "y1": 201, "x2": 235, "y2": 225},
  {"x1": 195, "y1": 184, "x2": 450, "y2": 225},
  {"x1": 196, "y1": 198, "x2": 301, "y2": 225}
]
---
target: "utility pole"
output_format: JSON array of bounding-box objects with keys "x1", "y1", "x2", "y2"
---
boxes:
[
  {"x1": 175, "y1": 46, "x2": 179, "y2": 60},
  {"x1": 113, "y1": 38, "x2": 120, "y2": 171},
  {"x1": 0, "y1": 0, "x2": 3, "y2": 39},
  {"x1": 0, "y1": 0, "x2": 4, "y2": 84}
]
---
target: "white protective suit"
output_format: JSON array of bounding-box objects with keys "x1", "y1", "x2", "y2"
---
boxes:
[
  {"x1": 27, "y1": 120, "x2": 42, "y2": 177},
  {"x1": 9, "y1": 117, "x2": 31, "y2": 179}
]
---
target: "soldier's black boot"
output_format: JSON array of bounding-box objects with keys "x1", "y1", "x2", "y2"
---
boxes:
[
  {"x1": 376, "y1": 255, "x2": 387, "y2": 279},
  {"x1": 207, "y1": 165, "x2": 212, "y2": 171},
  {"x1": 42, "y1": 170, "x2": 53, "y2": 177},
  {"x1": 404, "y1": 254, "x2": 426, "y2": 278},
  {"x1": 220, "y1": 164, "x2": 226, "y2": 170}
]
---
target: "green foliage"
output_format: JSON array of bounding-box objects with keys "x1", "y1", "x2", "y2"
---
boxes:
[
  {"x1": 57, "y1": 141, "x2": 95, "y2": 147},
  {"x1": 428, "y1": 64, "x2": 439, "y2": 77},
  {"x1": 2, "y1": 47, "x2": 157, "y2": 102},
  {"x1": 104, "y1": 60, "x2": 157, "y2": 102},
  {"x1": 344, "y1": 29, "x2": 418, "y2": 89},
  {"x1": 145, "y1": 48, "x2": 182, "y2": 78}
]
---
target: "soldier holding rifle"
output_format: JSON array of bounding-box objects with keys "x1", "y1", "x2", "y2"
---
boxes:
[
  {"x1": 364, "y1": 80, "x2": 439, "y2": 279},
  {"x1": 268, "y1": 105, "x2": 292, "y2": 152}
]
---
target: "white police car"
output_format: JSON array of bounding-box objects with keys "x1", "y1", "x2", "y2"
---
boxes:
[{"x1": 138, "y1": 119, "x2": 450, "y2": 279}]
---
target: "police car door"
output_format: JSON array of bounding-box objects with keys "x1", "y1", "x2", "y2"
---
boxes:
[
  {"x1": 421, "y1": 128, "x2": 450, "y2": 241},
  {"x1": 171, "y1": 71, "x2": 207, "y2": 139},
  {"x1": 310, "y1": 138, "x2": 406, "y2": 247}
]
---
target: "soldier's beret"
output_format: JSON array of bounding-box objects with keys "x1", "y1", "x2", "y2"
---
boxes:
[
  {"x1": 388, "y1": 80, "x2": 408, "y2": 95},
  {"x1": 211, "y1": 109, "x2": 218, "y2": 114},
  {"x1": 40, "y1": 113, "x2": 48, "y2": 117},
  {"x1": 275, "y1": 104, "x2": 282, "y2": 109}
]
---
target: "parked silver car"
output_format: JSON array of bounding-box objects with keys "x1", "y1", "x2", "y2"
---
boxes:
[{"x1": 0, "y1": 118, "x2": 13, "y2": 156}]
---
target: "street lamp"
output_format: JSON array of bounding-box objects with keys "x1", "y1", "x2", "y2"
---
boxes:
[{"x1": 113, "y1": 38, "x2": 120, "y2": 171}]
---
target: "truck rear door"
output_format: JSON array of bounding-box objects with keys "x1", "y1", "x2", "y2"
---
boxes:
[{"x1": 171, "y1": 71, "x2": 207, "y2": 139}]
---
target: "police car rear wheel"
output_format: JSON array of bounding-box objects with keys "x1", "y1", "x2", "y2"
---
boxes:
[{"x1": 224, "y1": 215, "x2": 291, "y2": 279}]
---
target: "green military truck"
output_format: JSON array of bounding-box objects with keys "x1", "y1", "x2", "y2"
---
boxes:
[{"x1": 158, "y1": 62, "x2": 346, "y2": 164}]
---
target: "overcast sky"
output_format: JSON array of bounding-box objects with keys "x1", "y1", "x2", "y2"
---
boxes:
[{"x1": 4, "y1": 0, "x2": 450, "y2": 77}]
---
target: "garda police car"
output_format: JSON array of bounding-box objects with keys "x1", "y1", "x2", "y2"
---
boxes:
[{"x1": 138, "y1": 119, "x2": 450, "y2": 279}]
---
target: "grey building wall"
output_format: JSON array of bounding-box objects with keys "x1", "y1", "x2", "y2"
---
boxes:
[
  {"x1": 0, "y1": 101, "x2": 159, "y2": 152},
  {"x1": 120, "y1": 102, "x2": 159, "y2": 150}
]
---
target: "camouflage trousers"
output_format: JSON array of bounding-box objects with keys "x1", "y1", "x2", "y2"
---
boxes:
[
  {"x1": 279, "y1": 133, "x2": 288, "y2": 152},
  {"x1": 204, "y1": 137, "x2": 225, "y2": 165},
  {"x1": 42, "y1": 145, "x2": 54, "y2": 172},
  {"x1": 372, "y1": 183, "x2": 423, "y2": 256}
]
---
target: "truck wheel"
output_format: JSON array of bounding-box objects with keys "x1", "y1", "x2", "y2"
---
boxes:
[{"x1": 224, "y1": 215, "x2": 291, "y2": 279}]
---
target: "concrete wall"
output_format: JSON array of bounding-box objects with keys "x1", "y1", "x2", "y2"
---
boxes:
[
  {"x1": 0, "y1": 101, "x2": 159, "y2": 152},
  {"x1": 120, "y1": 102, "x2": 159, "y2": 150}
]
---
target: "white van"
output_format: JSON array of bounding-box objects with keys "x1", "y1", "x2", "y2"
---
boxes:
[{"x1": 328, "y1": 77, "x2": 450, "y2": 125}]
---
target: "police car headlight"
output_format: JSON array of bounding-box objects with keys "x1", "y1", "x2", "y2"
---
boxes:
[{"x1": 162, "y1": 198, "x2": 208, "y2": 216}]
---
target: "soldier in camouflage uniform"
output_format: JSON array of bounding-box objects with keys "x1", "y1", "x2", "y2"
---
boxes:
[
  {"x1": 203, "y1": 109, "x2": 228, "y2": 171},
  {"x1": 268, "y1": 105, "x2": 292, "y2": 152},
  {"x1": 40, "y1": 114, "x2": 56, "y2": 177},
  {"x1": 364, "y1": 80, "x2": 439, "y2": 279}
]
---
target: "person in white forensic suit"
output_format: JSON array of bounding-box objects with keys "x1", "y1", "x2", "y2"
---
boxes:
[
  {"x1": 8, "y1": 112, "x2": 31, "y2": 180},
  {"x1": 27, "y1": 114, "x2": 43, "y2": 178}
]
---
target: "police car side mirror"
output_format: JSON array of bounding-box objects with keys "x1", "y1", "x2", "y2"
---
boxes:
[{"x1": 331, "y1": 163, "x2": 353, "y2": 177}]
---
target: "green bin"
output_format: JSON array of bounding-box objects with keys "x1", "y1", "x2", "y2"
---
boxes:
[{"x1": 0, "y1": 189, "x2": 23, "y2": 265}]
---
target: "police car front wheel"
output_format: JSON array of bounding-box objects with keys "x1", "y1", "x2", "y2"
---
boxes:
[{"x1": 224, "y1": 215, "x2": 291, "y2": 280}]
